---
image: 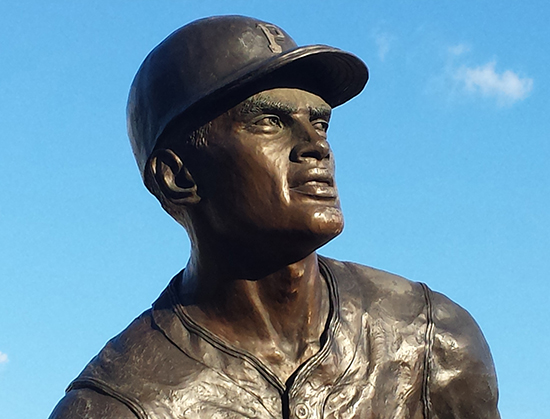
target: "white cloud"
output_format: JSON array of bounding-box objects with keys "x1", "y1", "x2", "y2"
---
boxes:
[
  {"x1": 373, "y1": 31, "x2": 394, "y2": 62},
  {"x1": 0, "y1": 352, "x2": 8, "y2": 364},
  {"x1": 455, "y1": 61, "x2": 533, "y2": 105},
  {"x1": 448, "y1": 44, "x2": 470, "y2": 56}
]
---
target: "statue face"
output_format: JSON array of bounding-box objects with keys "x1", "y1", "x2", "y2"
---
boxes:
[{"x1": 187, "y1": 88, "x2": 343, "y2": 253}]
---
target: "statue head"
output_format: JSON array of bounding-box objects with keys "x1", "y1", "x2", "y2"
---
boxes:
[{"x1": 127, "y1": 16, "x2": 368, "y2": 266}]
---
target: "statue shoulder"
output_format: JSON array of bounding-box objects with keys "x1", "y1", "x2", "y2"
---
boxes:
[
  {"x1": 321, "y1": 256, "x2": 428, "y2": 320},
  {"x1": 49, "y1": 388, "x2": 137, "y2": 419},
  {"x1": 321, "y1": 256, "x2": 422, "y2": 293},
  {"x1": 321, "y1": 256, "x2": 500, "y2": 417},
  {"x1": 57, "y1": 306, "x2": 205, "y2": 416},
  {"x1": 429, "y1": 290, "x2": 500, "y2": 418}
]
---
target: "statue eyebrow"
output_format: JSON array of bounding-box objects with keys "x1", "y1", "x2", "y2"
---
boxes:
[
  {"x1": 309, "y1": 106, "x2": 331, "y2": 121},
  {"x1": 238, "y1": 96, "x2": 331, "y2": 120},
  {"x1": 239, "y1": 96, "x2": 297, "y2": 115}
]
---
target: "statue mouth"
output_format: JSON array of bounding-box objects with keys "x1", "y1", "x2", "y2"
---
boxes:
[{"x1": 289, "y1": 168, "x2": 337, "y2": 199}]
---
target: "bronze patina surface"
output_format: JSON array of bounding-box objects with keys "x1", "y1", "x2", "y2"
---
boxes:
[{"x1": 49, "y1": 15, "x2": 500, "y2": 419}]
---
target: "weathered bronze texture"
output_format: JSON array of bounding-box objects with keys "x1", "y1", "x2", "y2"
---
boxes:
[{"x1": 50, "y1": 15, "x2": 500, "y2": 419}]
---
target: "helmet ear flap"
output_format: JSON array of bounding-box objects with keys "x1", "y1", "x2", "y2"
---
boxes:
[{"x1": 149, "y1": 149, "x2": 200, "y2": 206}]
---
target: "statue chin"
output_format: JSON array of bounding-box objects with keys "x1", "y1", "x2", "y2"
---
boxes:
[
  {"x1": 290, "y1": 207, "x2": 345, "y2": 256},
  {"x1": 312, "y1": 207, "x2": 344, "y2": 236}
]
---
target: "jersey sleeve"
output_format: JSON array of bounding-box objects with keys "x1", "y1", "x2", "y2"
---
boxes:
[{"x1": 429, "y1": 290, "x2": 500, "y2": 419}]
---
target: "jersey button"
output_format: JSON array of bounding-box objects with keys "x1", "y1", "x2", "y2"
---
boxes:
[{"x1": 295, "y1": 403, "x2": 309, "y2": 419}]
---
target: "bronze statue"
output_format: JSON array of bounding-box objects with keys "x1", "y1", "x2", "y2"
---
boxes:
[{"x1": 50, "y1": 16, "x2": 500, "y2": 419}]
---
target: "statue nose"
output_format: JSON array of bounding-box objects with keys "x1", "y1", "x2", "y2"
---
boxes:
[{"x1": 290, "y1": 123, "x2": 330, "y2": 162}]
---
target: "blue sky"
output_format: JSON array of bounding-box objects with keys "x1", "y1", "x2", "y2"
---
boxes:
[{"x1": 1, "y1": 1, "x2": 549, "y2": 418}]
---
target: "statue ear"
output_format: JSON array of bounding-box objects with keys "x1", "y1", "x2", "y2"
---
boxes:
[{"x1": 149, "y1": 149, "x2": 201, "y2": 206}]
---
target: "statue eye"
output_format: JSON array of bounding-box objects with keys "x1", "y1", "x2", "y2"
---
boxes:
[
  {"x1": 256, "y1": 115, "x2": 282, "y2": 127},
  {"x1": 312, "y1": 120, "x2": 329, "y2": 133}
]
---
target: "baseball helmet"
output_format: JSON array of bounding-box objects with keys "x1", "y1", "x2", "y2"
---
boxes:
[{"x1": 127, "y1": 15, "x2": 369, "y2": 177}]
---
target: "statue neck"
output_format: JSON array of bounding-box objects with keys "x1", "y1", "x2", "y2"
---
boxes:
[{"x1": 178, "y1": 252, "x2": 330, "y2": 383}]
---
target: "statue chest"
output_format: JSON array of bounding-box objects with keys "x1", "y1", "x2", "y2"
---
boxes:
[{"x1": 139, "y1": 307, "x2": 428, "y2": 419}]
